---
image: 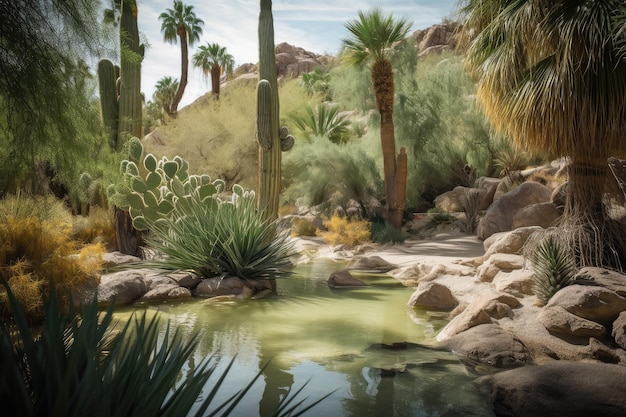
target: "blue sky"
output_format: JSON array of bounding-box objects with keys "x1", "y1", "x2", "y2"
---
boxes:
[{"x1": 137, "y1": 0, "x2": 459, "y2": 108}]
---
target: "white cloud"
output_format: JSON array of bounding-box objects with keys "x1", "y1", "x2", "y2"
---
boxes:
[{"x1": 135, "y1": 0, "x2": 456, "y2": 108}]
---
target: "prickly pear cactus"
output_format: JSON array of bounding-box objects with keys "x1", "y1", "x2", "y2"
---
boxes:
[{"x1": 107, "y1": 140, "x2": 226, "y2": 231}]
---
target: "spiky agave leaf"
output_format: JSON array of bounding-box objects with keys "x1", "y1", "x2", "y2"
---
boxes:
[{"x1": 530, "y1": 235, "x2": 577, "y2": 305}]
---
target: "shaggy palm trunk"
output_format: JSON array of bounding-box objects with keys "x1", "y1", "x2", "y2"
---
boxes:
[
  {"x1": 211, "y1": 66, "x2": 221, "y2": 97},
  {"x1": 171, "y1": 28, "x2": 188, "y2": 115},
  {"x1": 372, "y1": 59, "x2": 407, "y2": 230},
  {"x1": 561, "y1": 159, "x2": 626, "y2": 271}
]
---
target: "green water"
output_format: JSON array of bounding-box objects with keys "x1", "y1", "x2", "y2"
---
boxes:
[{"x1": 125, "y1": 259, "x2": 495, "y2": 417}]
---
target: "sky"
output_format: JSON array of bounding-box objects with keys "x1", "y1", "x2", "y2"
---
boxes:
[{"x1": 137, "y1": 0, "x2": 459, "y2": 108}]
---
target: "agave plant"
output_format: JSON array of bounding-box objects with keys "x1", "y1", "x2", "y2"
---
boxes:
[
  {"x1": 530, "y1": 234, "x2": 577, "y2": 305},
  {"x1": 290, "y1": 103, "x2": 351, "y2": 144},
  {"x1": 0, "y1": 284, "x2": 328, "y2": 417}
]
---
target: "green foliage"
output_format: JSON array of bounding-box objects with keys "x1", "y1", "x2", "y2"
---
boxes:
[
  {"x1": 301, "y1": 66, "x2": 332, "y2": 100},
  {"x1": 0, "y1": 195, "x2": 103, "y2": 322},
  {"x1": 0, "y1": 284, "x2": 327, "y2": 417},
  {"x1": 290, "y1": 103, "x2": 351, "y2": 144},
  {"x1": 530, "y1": 234, "x2": 577, "y2": 305},
  {"x1": 0, "y1": 1, "x2": 105, "y2": 196},
  {"x1": 370, "y1": 220, "x2": 406, "y2": 244},
  {"x1": 282, "y1": 137, "x2": 384, "y2": 218},
  {"x1": 109, "y1": 143, "x2": 293, "y2": 280}
]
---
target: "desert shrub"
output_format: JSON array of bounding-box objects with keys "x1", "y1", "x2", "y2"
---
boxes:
[
  {"x1": 370, "y1": 220, "x2": 406, "y2": 244},
  {"x1": 282, "y1": 136, "x2": 384, "y2": 217},
  {"x1": 301, "y1": 66, "x2": 332, "y2": 100},
  {"x1": 458, "y1": 188, "x2": 483, "y2": 234},
  {"x1": 0, "y1": 285, "x2": 327, "y2": 417},
  {"x1": 72, "y1": 206, "x2": 116, "y2": 249},
  {"x1": 291, "y1": 217, "x2": 317, "y2": 237},
  {"x1": 318, "y1": 215, "x2": 371, "y2": 246},
  {"x1": 328, "y1": 62, "x2": 375, "y2": 112},
  {"x1": 108, "y1": 146, "x2": 293, "y2": 280},
  {"x1": 0, "y1": 195, "x2": 103, "y2": 322},
  {"x1": 529, "y1": 233, "x2": 577, "y2": 305}
]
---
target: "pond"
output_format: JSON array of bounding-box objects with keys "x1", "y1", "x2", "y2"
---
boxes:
[{"x1": 120, "y1": 258, "x2": 495, "y2": 417}]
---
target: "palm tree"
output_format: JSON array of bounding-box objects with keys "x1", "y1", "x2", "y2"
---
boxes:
[
  {"x1": 153, "y1": 76, "x2": 179, "y2": 118},
  {"x1": 342, "y1": 8, "x2": 412, "y2": 230},
  {"x1": 158, "y1": 0, "x2": 204, "y2": 116},
  {"x1": 192, "y1": 42, "x2": 234, "y2": 98},
  {"x1": 459, "y1": 0, "x2": 626, "y2": 269}
]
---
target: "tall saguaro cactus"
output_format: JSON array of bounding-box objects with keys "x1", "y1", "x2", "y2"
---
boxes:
[
  {"x1": 117, "y1": 0, "x2": 144, "y2": 145},
  {"x1": 97, "y1": 0, "x2": 144, "y2": 255},
  {"x1": 256, "y1": 0, "x2": 294, "y2": 219}
]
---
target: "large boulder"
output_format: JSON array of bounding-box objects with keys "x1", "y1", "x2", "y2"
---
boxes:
[
  {"x1": 478, "y1": 361, "x2": 626, "y2": 417},
  {"x1": 572, "y1": 267, "x2": 626, "y2": 297},
  {"x1": 477, "y1": 181, "x2": 552, "y2": 240},
  {"x1": 546, "y1": 284, "x2": 626, "y2": 324},
  {"x1": 274, "y1": 42, "x2": 325, "y2": 78},
  {"x1": 493, "y1": 269, "x2": 534, "y2": 297},
  {"x1": 538, "y1": 306, "x2": 607, "y2": 339},
  {"x1": 437, "y1": 291, "x2": 520, "y2": 341},
  {"x1": 612, "y1": 311, "x2": 626, "y2": 350},
  {"x1": 98, "y1": 270, "x2": 148, "y2": 305},
  {"x1": 482, "y1": 226, "x2": 542, "y2": 259},
  {"x1": 194, "y1": 277, "x2": 274, "y2": 298},
  {"x1": 434, "y1": 185, "x2": 494, "y2": 213},
  {"x1": 327, "y1": 269, "x2": 368, "y2": 288},
  {"x1": 349, "y1": 256, "x2": 396, "y2": 272},
  {"x1": 407, "y1": 281, "x2": 458, "y2": 311},
  {"x1": 441, "y1": 324, "x2": 532, "y2": 370},
  {"x1": 511, "y1": 202, "x2": 561, "y2": 229},
  {"x1": 476, "y1": 253, "x2": 525, "y2": 282}
]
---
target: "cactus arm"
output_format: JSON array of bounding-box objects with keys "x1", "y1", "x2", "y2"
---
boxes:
[{"x1": 97, "y1": 59, "x2": 119, "y2": 150}]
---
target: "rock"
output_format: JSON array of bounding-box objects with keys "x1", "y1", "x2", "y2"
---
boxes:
[
  {"x1": 101, "y1": 251, "x2": 141, "y2": 268},
  {"x1": 194, "y1": 276, "x2": 271, "y2": 297},
  {"x1": 482, "y1": 226, "x2": 542, "y2": 259},
  {"x1": 407, "y1": 281, "x2": 458, "y2": 311},
  {"x1": 411, "y1": 22, "x2": 459, "y2": 53},
  {"x1": 612, "y1": 311, "x2": 626, "y2": 350},
  {"x1": 588, "y1": 337, "x2": 624, "y2": 364},
  {"x1": 437, "y1": 291, "x2": 521, "y2": 341},
  {"x1": 98, "y1": 270, "x2": 148, "y2": 305},
  {"x1": 327, "y1": 269, "x2": 368, "y2": 288},
  {"x1": 349, "y1": 256, "x2": 396, "y2": 272},
  {"x1": 478, "y1": 361, "x2": 626, "y2": 417},
  {"x1": 434, "y1": 185, "x2": 493, "y2": 213},
  {"x1": 476, "y1": 253, "x2": 525, "y2": 282},
  {"x1": 538, "y1": 306, "x2": 607, "y2": 339},
  {"x1": 166, "y1": 270, "x2": 202, "y2": 289},
  {"x1": 572, "y1": 267, "x2": 626, "y2": 297},
  {"x1": 441, "y1": 324, "x2": 532, "y2": 370},
  {"x1": 477, "y1": 181, "x2": 552, "y2": 240},
  {"x1": 274, "y1": 42, "x2": 325, "y2": 78},
  {"x1": 511, "y1": 202, "x2": 561, "y2": 229},
  {"x1": 546, "y1": 284, "x2": 626, "y2": 324},
  {"x1": 137, "y1": 284, "x2": 192, "y2": 303},
  {"x1": 493, "y1": 269, "x2": 534, "y2": 297}
]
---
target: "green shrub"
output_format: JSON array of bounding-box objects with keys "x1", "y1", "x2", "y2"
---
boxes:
[
  {"x1": 370, "y1": 220, "x2": 406, "y2": 244},
  {"x1": 108, "y1": 146, "x2": 293, "y2": 280},
  {"x1": 290, "y1": 103, "x2": 351, "y2": 144},
  {"x1": 0, "y1": 285, "x2": 328, "y2": 417},
  {"x1": 282, "y1": 137, "x2": 383, "y2": 218},
  {"x1": 530, "y1": 234, "x2": 577, "y2": 305}
]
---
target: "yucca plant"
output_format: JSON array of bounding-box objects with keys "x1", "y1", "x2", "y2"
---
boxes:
[
  {"x1": 530, "y1": 234, "x2": 577, "y2": 305},
  {"x1": 0, "y1": 284, "x2": 328, "y2": 417}
]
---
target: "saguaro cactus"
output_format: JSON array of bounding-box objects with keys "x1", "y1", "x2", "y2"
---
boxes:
[
  {"x1": 97, "y1": 59, "x2": 119, "y2": 150},
  {"x1": 117, "y1": 0, "x2": 144, "y2": 146},
  {"x1": 256, "y1": 0, "x2": 294, "y2": 219}
]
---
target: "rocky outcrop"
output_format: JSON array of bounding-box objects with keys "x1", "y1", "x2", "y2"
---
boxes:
[
  {"x1": 410, "y1": 22, "x2": 459, "y2": 56},
  {"x1": 349, "y1": 255, "x2": 397, "y2": 272},
  {"x1": 478, "y1": 361, "x2": 626, "y2": 417},
  {"x1": 477, "y1": 181, "x2": 553, "y2": 240}
]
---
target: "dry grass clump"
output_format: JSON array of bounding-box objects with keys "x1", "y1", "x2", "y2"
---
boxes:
[
  {"x1": 72, "y1": 206, "x2": 116, "y2": 249},
  {"x1": 318, "y1": 215, "x2": 370, "y2": 246},
  {"x1": 0, "y1": 195, "x2": 103, "y2": 322},
  {"x1": 291, "y1": 217, "x2": 317, "y2": 237}
]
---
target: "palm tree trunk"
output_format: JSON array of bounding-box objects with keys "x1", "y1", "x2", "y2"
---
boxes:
[
  {"x1": 372, "y1": 59, "x2": 406, "y2": 230},
  {"x1": 211, "y1": 66, "x2": 221, "y2": 97},
  {"x1": 561, "y1": 159, "x2": 626, "y2": 270},
  {"x1": 172, "y1": 29, "x2": 188, "y2": 115}
]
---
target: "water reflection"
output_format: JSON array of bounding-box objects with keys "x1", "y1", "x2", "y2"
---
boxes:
[{"x1": 125, "y1": 258, "x2": 494, "y2": 417}]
